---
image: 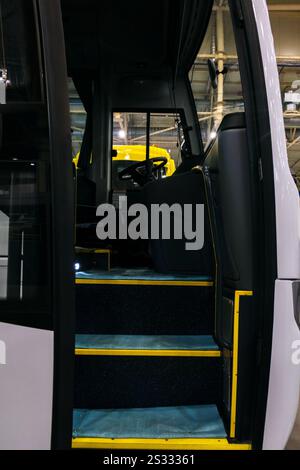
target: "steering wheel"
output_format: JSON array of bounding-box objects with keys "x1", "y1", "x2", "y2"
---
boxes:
[{"x1": 118, "y1": 157, "x2": 168, "y2": 186}]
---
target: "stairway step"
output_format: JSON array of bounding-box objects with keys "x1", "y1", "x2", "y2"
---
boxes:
[
  {"x1": 76, "y1": 268, "x2": 214, "y2": 287},
  {"x1": 73, "y1": 404, "x2": 225, "y2": 439},
  {"x1": 75, "y1": 334, "x2": 221, "y2": 357},
  {"x1": 72, "y1": 405, "x2": 251, "y2": 450}
]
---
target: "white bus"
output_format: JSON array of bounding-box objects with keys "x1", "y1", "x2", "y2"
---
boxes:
[{"x1": 0, "y1": 0, "x2": 299, "y2": 451}]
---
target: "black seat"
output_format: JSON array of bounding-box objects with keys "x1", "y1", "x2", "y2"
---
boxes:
[
  {"x1": 203, "y1": 112, "x2": 254, "y2": 346},
  {"x1": 204, "y1": 112, "x2": 253, "y2": 290},
  {"x1": 142, "y1": 169, "x2": 215, "y2": 276}
]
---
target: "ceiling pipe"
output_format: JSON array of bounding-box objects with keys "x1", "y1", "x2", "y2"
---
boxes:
[
  {"x1": 267, "y1": 4, "x2": 300, "y2": 11},
  {"x1": 212, "y1": 4, "x2": 300, "y2": 12},
  {"x1": 207, "y1": 10, "x2": 217, "y2": 135},
  {"x1": 215, "y1": 3, "x2": 225, "y2": 126},
  {"x1": 198, "y1": 53, "x2": 300, "y2": 62}
]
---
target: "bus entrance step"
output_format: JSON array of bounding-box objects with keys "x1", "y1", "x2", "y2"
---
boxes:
[
  {"x1": 75, "y1": 268, "x2": 214, "y2": 287},
  {"x1": 75, "y1": 334, "x2": 221, "y2": 357},
  {"x1": 72, "y1": 405, "x2": 251, "y2": 450},
  {"x1": 73, "y1": 404, "x2": 225, "y2": 439},
  {"x1": 75, "y1": 269, "x2": 214, "y2": 336}
]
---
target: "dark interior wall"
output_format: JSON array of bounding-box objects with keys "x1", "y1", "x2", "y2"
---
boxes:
[
  {"x1": 61, "y1": 0, "x2": 213, "y2": 73},
  {"x1": 61, "y1": 0, "x2": 181, "y2": 72}
]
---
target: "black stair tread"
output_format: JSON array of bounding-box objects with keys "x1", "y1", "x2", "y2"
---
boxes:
[
  {"x1": 75, "y1": 334, "x2": 220, "y2": 355},
  {"x1": 73, "y1": 405, "x2": 226, "y2": 439},
  {"x1": 76, "y1": 267, "x2": 214, "y2": 285}
]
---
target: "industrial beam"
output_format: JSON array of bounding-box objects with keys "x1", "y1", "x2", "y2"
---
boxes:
[
  {"x1": 212, "y1": 4, "x2": 300, "y2": 12},
  {"x1": 215, "y1": 4, "x2": 225, "y2": 126},
  {"x1": 288, "y1": 135, "x2": 300, "y2": 150},
  {"x1": 198, "y1": 53, "x2": 300, "y2": 63},
  {"x1": 268, "y1": 4, "x2": 300, "y2": 12}
]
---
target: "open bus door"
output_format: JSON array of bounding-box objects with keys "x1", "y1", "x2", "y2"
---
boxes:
[
  {"x1": 244, "y1": 0, "x2": 300, "y2": 450},
  {"x1": 0, "y1": 0, "x2": 299, "y2": 452},
  {"x1": 0, "y1": 0, "x2": 74, "y2": 450}
]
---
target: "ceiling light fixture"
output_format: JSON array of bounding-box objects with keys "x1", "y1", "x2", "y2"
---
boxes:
[{"x1": 118, "y1": 129, "x2": 126, "y2": 139}]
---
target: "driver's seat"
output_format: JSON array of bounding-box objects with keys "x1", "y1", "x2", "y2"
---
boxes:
[{"x1": 142, "y1": 168, "x2": 215, "y2": 276}]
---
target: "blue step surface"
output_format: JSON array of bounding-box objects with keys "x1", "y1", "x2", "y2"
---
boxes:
[
  {"x1": 73, "y1": 405, "x2": 226, "y2": 439},
  {"x1": 75, "y1": 334, "x2": 219, "y2": 351},
  {"x1": 76, "y1": 268, "x2": 213, "y2": 282}
]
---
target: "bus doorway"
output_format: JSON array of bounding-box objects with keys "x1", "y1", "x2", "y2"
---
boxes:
[{"x1": 0, "y1": 0, "x2": 299, "y2": 451}]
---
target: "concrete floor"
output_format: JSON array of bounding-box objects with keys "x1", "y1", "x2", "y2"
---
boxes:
[{"x1": 286, "y1": 396, "x2": 300, "y2": 450}]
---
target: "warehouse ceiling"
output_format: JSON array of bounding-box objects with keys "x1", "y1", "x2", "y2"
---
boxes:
[
  {"x1": 268, "y1": 0, "x2": 300, "y2": 185},
  {"x1": 69, "y1": 0, "x2": 300, "y2": 187},
  {"x1": 189, "y1": 0, "x2": 300, "y2": 185}
]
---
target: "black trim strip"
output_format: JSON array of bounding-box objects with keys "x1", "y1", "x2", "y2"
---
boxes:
[
  {"x1": 38, "y1": 0, "x2": 75, "y2": 450},
  {"x1": 293, "y1": 282, "x2": 300, "y2": 331}
]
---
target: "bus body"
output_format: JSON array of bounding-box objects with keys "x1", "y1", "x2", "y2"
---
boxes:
[
  {"x1": 73, "y1": 146, "x2": 176, "y2": 176},
  {"x1": 0, "y1": 0, "x2": 299, "y2": 450}
]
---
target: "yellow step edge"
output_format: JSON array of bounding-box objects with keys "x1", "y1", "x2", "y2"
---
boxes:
[
  {"x1": 230, "y1": 290, "x2": 254, "y2": 439},
  {"x1": 75, "y1": 248, "x2": 111, "y2": 254},
  {"x1": 75, "y1": 348, "x2": 222, "y2": 358},
  {"x1": 72, "y1": 437, "x2": 251, "y2": 451},
  {"x1": 76, "y1": 279, "x2": 214, "y2": 287}
]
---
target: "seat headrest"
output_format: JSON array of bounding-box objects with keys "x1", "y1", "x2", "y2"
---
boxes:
[{"x1": 218, "y1": 112, "x2": 246, "y2": 133}]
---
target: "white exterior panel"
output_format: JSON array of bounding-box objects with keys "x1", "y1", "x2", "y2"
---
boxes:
[
  {"x1": 252, "y1": 0, "x2": 300, "y2": 449},
  {"x1": 263, "y1": 281, "x2": 300, "y2": 450},
  {"x1": 252, "y1": 0, "x2": 300, "y2": 281},
  {"x1": 0, "y1": 323, "x2": 54, "y2": 450}
]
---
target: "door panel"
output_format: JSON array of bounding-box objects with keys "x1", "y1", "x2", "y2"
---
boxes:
[
  {"x1": 38, "y1": 0, "x2": 75, "y2": 449},
  {"x1": 263, "y1": 281, "x2": 300, "y2": 450},
  {"x1": 252, "y1": 0, "x2": 300, "y2": 280},
  {"x1": 0, "y1": 0, "x2": 74, "y2": 450},
  {"x1": 250, "y1": 0, "x2": 300, "y2": 449},
  {"x1": 0, "y1": 323, "x2": 53, "y2": 450}
]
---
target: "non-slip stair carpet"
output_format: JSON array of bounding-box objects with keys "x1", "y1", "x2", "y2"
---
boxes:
[
  {"x1": 76, "y1": 268, "x2": 213, "y2": 283},
  {"x1": 73, "y1": 405, "x2": 226, "y2": 439},
  {"x1": 75, "y1": 334, "x2": 219, "y2": 351}
]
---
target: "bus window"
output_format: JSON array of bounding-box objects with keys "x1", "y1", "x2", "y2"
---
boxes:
[
  {"x1": 190, "y1": 5, "x2": 244, "y2": 147},
  {"x1": 112, "y1": 112, "x2": 147, "y2": 191},
  {"x1": 0, "y1": 0, "x2": 50, "y2": 312},
  {"x1": 149, "y1": 113, "x2": 181, "y2": 171},
  {"x1": 69, "y1": 78, "x2": 87, "y2": 158},
  {"x1": 0, "y1": 0, "x2": 42, "y2": 103},
  {"x1": 0, "y1": 162, "x2": 50, "y2": 306},
  {"x1": 112, "y1": 112, "x2": 182, "y2": 192}
]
